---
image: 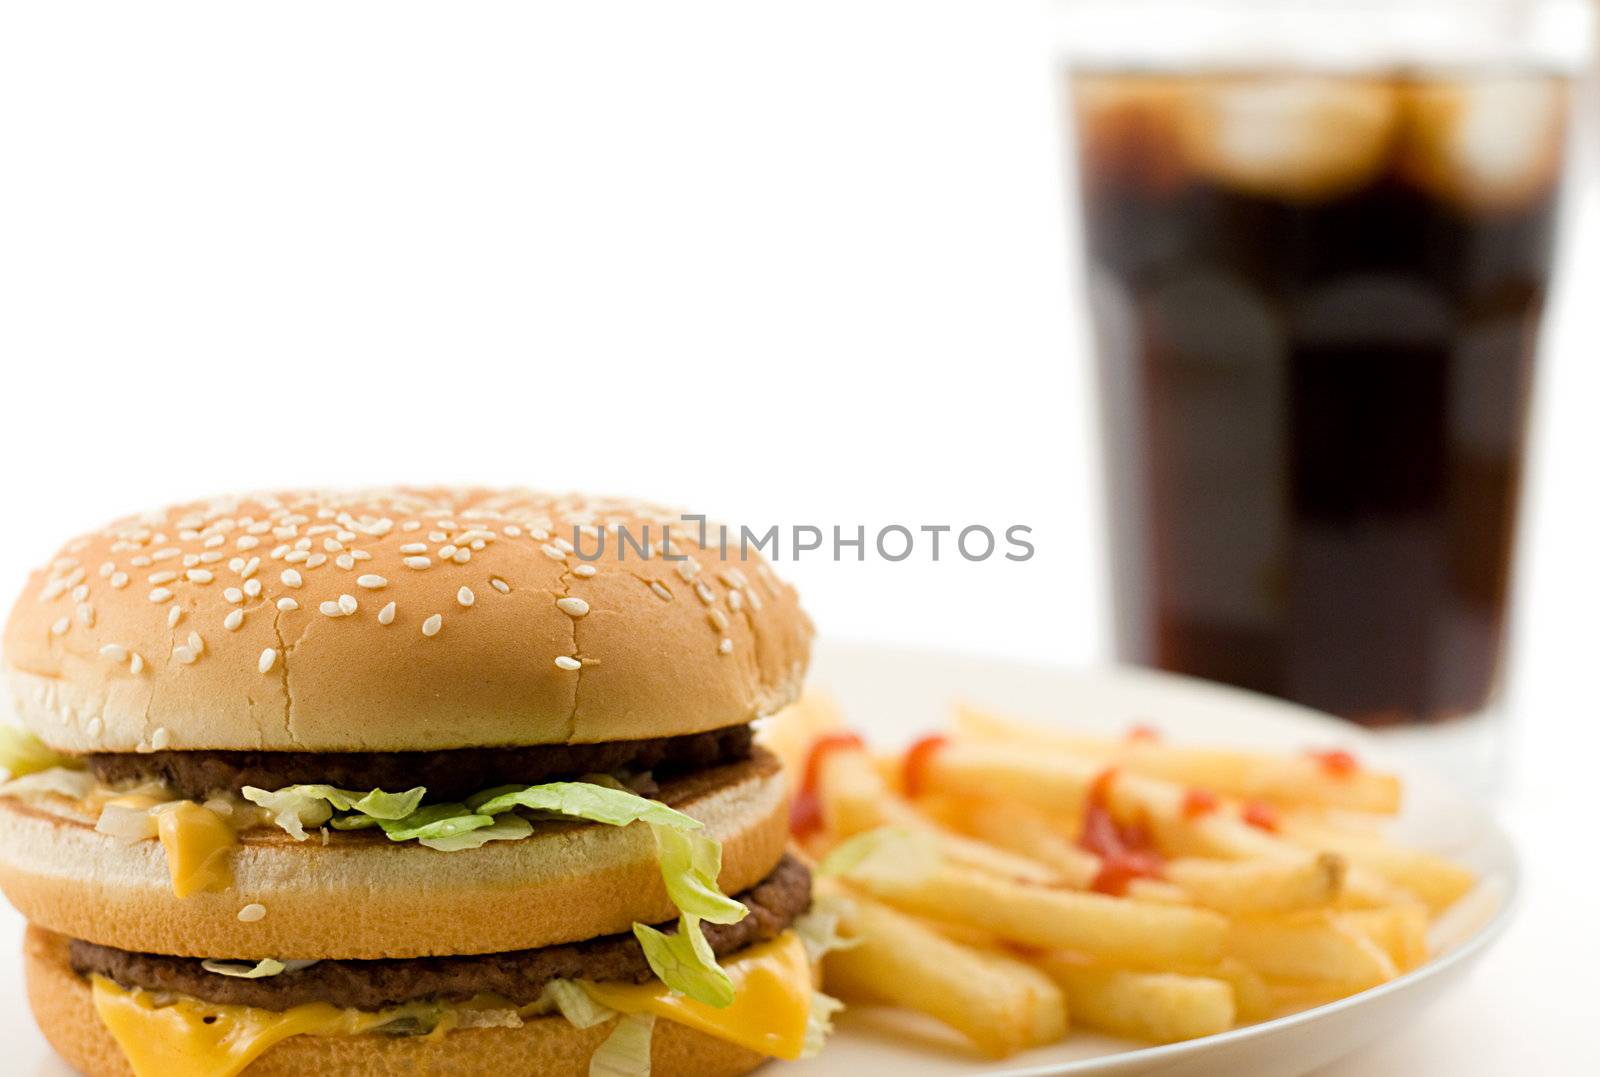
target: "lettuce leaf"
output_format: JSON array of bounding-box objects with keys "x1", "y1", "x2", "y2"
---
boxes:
[
  {"x1": 0, "y1": 727, "x2": 80, "y2": 780},
  {"x1": 0, "y1": 766, "x2": 96, "y2": 803},
  {"x1": 651, "y1": 823, "x2": 747, "y2": 925},
  {"x1": 474, "y1": 781, "x2": 699, "y2": 830},
  {"x1": 200, "y1": 958, "x2": 286, "y2": 979},
  {"x1": 802, "y1": 990, "x2": 845, "y2": 1059},
  {"x1": 589, "y1": 1012, "x2": 655, "y2": 1077},
  {"x1": 416, "y1": 813, "x2": 532, "y2": 852},
  {"x1": 542, "y1": 979, "x2": 616, "y2": 1029},
  {"x1": 792, "y1": 899, "x2": 859, "y2": 963},
  {"x1": 633, "y1": 913, "x2": 734, "y2": 1009},
  {"x1": 817, "y1": 825, "x2": 939, "y2": 884}
]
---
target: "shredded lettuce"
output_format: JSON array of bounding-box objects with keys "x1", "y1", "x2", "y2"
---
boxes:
[
  {"x1": 792, "y1": 899, "x2": 859, "y2": 964},
  {"x1": 417, "y1": 813, "x2": 532, "y2": 852},
  {"x1": 802, "y1": 990, "x2": 845, "y2": 1059},
  {"x1": 543, "y1": 979, "x2": 617, "y2": 1029},
  {"x1": 200, "y1": 958, "x2": 286, "y2": 979},
  {"x1": 633, "y1": 913, "x2": 733, "y2": 1008},
  {"x1": 589, "y1": 1012, "x2": 655, "y2": 1077},
  {"x1": 248, "y1": 777, "x2": 748, "y2": 1006},
  {"x1": 0, "y1": 727, "x2": 80, "y2": 780},
  {"x1": 242, "y1": 784, "x2": 426, "y2": 841}
]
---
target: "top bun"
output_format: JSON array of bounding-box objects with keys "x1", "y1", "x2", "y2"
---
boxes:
[{"x1": 3, "y1": 489, "x2": 811, "y2": 752}]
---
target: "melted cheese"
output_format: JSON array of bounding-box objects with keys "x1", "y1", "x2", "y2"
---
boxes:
[
  {"x1": 582, "y1": 931, "x2": 815, "y2": 1061},
  {"x1": 91, "y1": 976, "x2": 418, "y2": 1077},
  {"x1": 155, "y1": 801, "x2": 237, "y2": 897}
]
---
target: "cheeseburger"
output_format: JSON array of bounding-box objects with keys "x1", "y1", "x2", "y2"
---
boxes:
[{"x1": 0, "y1": 489, "x2": 837, "y2": 1077}]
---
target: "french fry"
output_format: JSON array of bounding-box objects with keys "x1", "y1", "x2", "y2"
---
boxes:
[
  {"x1": 825, "y1": 891, "x2": 1068, "y2": 1058},
  {"x1": 844, "y1": 858, "x2": 1228, "y2": 966},
  {"x1": 1181, "y1": 957, "x2": 1274, "y2": 1024},
  {"x1": 1164, "y1": 853, "x2": 1345, "y2": 914},
  {"x1": 1339, "y1": 905, "x2": 1430, "y2": 971},
  {"x1": 954, "y1": 705, "x2": 1402, "y2": 813},
  {"x1": 1276, "y1": 817, "x2": 1475, "y2": 913},
  {"x1": 1033, "y1": 954, "x2": 1235, "y2": 1044},
  {"x1": 1227, "y1": 911, "x2": 1398, "y2": 987},
  {"x1": 941, "y1": 798, "x2": 1099, "y2": 888}
]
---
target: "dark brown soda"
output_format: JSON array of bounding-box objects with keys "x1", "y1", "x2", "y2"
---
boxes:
[{"x1": 1072, "y1": 71, "x2": 1568, "y2": 724}]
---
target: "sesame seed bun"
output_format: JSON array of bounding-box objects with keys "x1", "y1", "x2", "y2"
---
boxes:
[
  {"x1": 24, "y1": 926, "x2": 771, "y2": 1077},
  {"x1": 0, "y1": 751, "x2": 787, "y2": 960},
  {"x1": 3, "y1": 489, "x2": 812, "y2": 752}
]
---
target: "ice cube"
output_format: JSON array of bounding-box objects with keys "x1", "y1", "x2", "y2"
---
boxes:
[
  {"x1": 1175, "y1": 76, "x2": 1400, "y2": 201},
  {"x1": 1399, "y1": 77, "x2": 1568, "y2": 211}
]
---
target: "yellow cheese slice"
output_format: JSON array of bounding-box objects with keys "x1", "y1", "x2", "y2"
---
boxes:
[
  {"x1": 91, "y1": 976, "x2": 413, "y2": 1077},
  {"x1": 582, "y1": 931, "x2": 814, "y2": 1061},
  {"x1": 155, "y1": 801, "x2": 236, "y2": 897}
]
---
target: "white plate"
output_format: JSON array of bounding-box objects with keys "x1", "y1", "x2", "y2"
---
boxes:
[
  {"x1": 0, "y1": 641, "x2": 1514, "y2": 1077},
  {"x1": 781, "y1": 641, "x2": 1517, "y2": 1077}
]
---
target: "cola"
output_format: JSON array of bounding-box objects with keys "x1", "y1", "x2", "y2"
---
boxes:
[{"x1": 1072, "y1": 71, "x2": 1570, "y2": 725}]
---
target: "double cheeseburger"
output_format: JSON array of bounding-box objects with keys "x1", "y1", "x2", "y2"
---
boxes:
[{"x1": 0, "y1": 489, "x2": 833, "y2": 1077}]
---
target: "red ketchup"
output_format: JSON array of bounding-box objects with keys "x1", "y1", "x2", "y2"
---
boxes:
[
  {"x1": 789, "y1": 732, "x2": 864, "y2": 839},
  {"x1": 1078, "y1": 768, "x2": 1164, "y2": 895},
  {"x1": 1181, "y1": 787, "x2": 1220, "y2": 819},
  {"x1": 901, "y1": 734, "x2": 950, "y2": 799},
  {"x1": 1307, "y1": 748, "x2": 1359, "y2": 778},
  {"x1": 1242, "y1": 800, "x2": 1281, "y2": 832}
]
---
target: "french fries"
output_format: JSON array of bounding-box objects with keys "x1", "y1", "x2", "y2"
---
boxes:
[
  {"x1": 822, "y1": 887, "x2": 1068, "y2": 1058},
  {"x1": 764, "y1": 695, "x2": 1478, "y2": 1060}
]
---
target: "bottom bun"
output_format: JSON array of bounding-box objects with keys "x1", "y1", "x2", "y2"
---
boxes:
[{"x1": 25, "y1": 927, "x2": 769, "y2": 1077}]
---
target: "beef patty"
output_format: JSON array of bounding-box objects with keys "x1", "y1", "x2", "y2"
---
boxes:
[
  {"x1": 70, "y1": 855, "x2": 810, "y2": 1012},
  {"x1": 85, "y1": 724, "x2": 753, "y2": 802}
]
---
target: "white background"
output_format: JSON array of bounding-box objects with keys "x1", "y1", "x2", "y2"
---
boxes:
[{"x1": 0, "y1": 2, "x2": 1596, "y2": 1073}]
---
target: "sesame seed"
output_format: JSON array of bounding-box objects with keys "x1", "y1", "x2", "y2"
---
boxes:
[
  {"x1": 490, "y1": 577, "x2": 510, "y2": 594},
  {"x1": 168, "y1": 606, "x2": 183, "y2": 628},
  {"x1": 237, "y1": 535, "x2": 260, "y2": 550},
  {"x1": 148, "y1": 570, "x2": 178, "y2": 585},
  {"x1": 422, "y1": 614, "x2": 442, "y2": 637},
  {"x1": 378, "y1": 601, "x2": 396, "y2": 625},
  {"x1": 129, "y1": 652, "x2": 145, "y2": 674},
  {"x1": 151, "y1": 727, "x2": 172, "y2": 750},
  {"x1": 223, "y1": 587, "x2": 244, "y2": 604},
  {"x1": 573, "y1": 564, "x2": 597, "y2": 578},
  {"x1": 110, "y1": 572, "x2": 129, "y2": 589},
  {"x1": 542, "y1": 544, "x2": 566, "y2": 561},
  {"x1": 237, "y1": 903, "x2": 267, "y2": 922},
  {"x1": 285, "y1": 550, "x2": 309, "y2": 563},
  {"x1": 356, "y1": 574, "x2": 388, "y2": 589},
  {"x1": 281, "y1": 569, "x2": 303, "y2": 588},
  {"x1": 277, "y1": 597, "x2": 299, "y2": 611},
  {"x1": 399, "y1": 543, "x2": 427, "y2": 554},
  {"x1": 258, "y1": 648, "x2": 278, "y2": 674},
  {"x1": 305, "y1": 553, "x2": 327, "y2": 569},
  {"x1": 240, "y1": 557, "x2": 260, "y2": 579},
  {"x1": 173, "y1": 646, "x2": 197, "y2": 664},
  {"x1": 99, "y1": 562, "x2": 115, "y2": 578},
  {"x1": 323, "y1": 538, "x2": 343, "y2": 553},
  {"x1": 186, "y1": 569, "x2": 214, "y2": 584},
  {"x1": 650, "y1": 581, "x2": 673, "y2": 602},
  {"x1": 708, "y1": 609, "x2": 729, "y2": 631},
  {"x1": 319, "y1": 601, "x2": 342, "y2": 616},
  {"x1": 453, "y1": 548, "x2": 471, "y2": 564},
  {"x1": 719, "y1": 638, "x2": 733, "y2": 655},
  {"x1": 188, "y1": 632, "x2": 204, "y2": 654},
  {"x1": 350, "y1": 549, "x2": 371, "y2": 561},
  {"x1": 100, "y1": 643, "x2": 128, "y2": 662},
  {"x1": 728, "y1": 590, "x2": 744, "y2": 612},
  {"x1": 130, "y1": 556, "x2": 152, "y2": 568},
  {"x1": 224, "y1": 609, "x2": 245, "y2": 631},
  {"x1": 695, "y1": 582, "x2": 714, "y2": 605},
  {"x1": 554, "y1": 656, "x2": 582, "y2": 671},
  {"x1": 404, "y1": 556, "x2": 431, "y2": 570},
  {"x1": 148, "y1": 587, "x2": 173, "y2": 603},
  {"x1": 457, "y1": 586, "x2": 475, "y2": 607},
  {"x1": 338, "y1": 594, "x2": 358, "y2": 615},
  {"x1": 50, "y1": 617, "x2": 70, "y2": 636},
  {"x1": 439, "y1": 545, "x2": 458, "y2": 560},
  {"x1": 243, "y1": 579, "x2": 262, "y2": 598},
  {"x1": 674, "y1": 559, "x2": 701, "y2": 581},
  {"x1": 204, "y1": 535, "x2": 225, "y2": 549},
  {"x1": 554, "y1": 538, "x2": 575, "y2": 554},
  {"x1": 71, "y1": 584, "x2": 89, "y2": 602},
  {"x1": 556, "y1": 597, "x2": 590, "y2": 618},
  {"x1": 77, "y1": 603, "x2": 95, "y2": 626},
  {"x1": 335, "y1": 554, "x2": 355, "y2": 570}
]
